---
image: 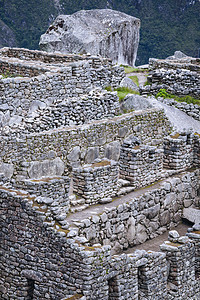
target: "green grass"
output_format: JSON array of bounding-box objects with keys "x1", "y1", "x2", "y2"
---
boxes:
[
  {"x1": 128, "y1": 75, "x2": 139, "y2": 87},
  {"x1": 114, "y1": 87, "x2": 139, "y2": 102},
  {"x1": 104, "y1": 86, "x2": 112, "y2": 92},
  {"x1": 123, "y1": 66, "x2": 149, "y2": 74},
  {"x1": 156, "y1": 89, "x2": 200, "y2": 106},
  {"x1": 144, "y1": 80, "x2": 151, "y2": 86},
  {"x1": 0, "y1": 71, "x2": 18, "y2": 79}
]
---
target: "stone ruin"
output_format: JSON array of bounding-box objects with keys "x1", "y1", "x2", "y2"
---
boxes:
[
  {"x1": 141, "y1": 52, "x2": 200, "y2": 99},
  {"x1": 73, "y1": 160, "x2": 119, "y2": 207},
  {"x1": 0, "y1": 47, "x2": 199, "y2": 299},
  {"x1": 119, "y1": 136, "x2": 163, "y2": 189}
]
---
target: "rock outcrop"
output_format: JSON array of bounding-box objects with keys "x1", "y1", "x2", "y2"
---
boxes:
[
  {"x1": 39, "y1": 9, "x2": 140, "y2": 66},
  {"x1": 0, "y1": 19, "x2": 17, "y2": 48}
]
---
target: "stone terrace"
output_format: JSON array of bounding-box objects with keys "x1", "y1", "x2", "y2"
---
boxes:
[
  {"x1": 141, "y1": 56, "x2": 200, "y2": 98},
  {"x1": 0, "y1": 48, "x2": 199, "y2": 300}
]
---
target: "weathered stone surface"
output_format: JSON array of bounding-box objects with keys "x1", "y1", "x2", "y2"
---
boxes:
[
  {"x1": 144, "y1": 204, "x2": 160, "y2": 219},
  {"x1": 183, "y1": 207, "x2": 200, "y2": 224},
  {"x1": 40, "y1": 9, "x2": 140, "y2": 66},
  {"x1": 121, "y1": 94, "x2": 153, "y2": 112},
  {"x1": 160, "y1": 211, "x2": 170, "y2": 226},
  {"x1": 136, "y1": 224, "x2": 148, "y2": 244},
  {"x1": 28, "y1": 157, "x2": 65, "y2": 179},
  {"x1": 105, "y1": 141, "x2": 120, "y2": 161},
  {"x1": 0, "y1": 162, "x2": 14, "y2": 178},
  {"x1": 127, "y1": 217, "x2": 136, "y2": 244},
  {"x1": 85, "y1": 147, "x2": 99, "y2": 164},
  {"x1": 166, "y1": 50, "x2": 188, "y2": 60},
  {"x1": 67, "y1": 146, "x2": 80, "y2": 162},
  {"x1": 21, "y1": 270, "x2": 43, "y2": 282},
  {"x1": 28, "y1": 100, "x2": 47, "y2": 115},
  {"x1": 120, "y1": 77, "x2": 139, "y2": 91},
  {"x1": 168, "y1": 230, "x2": 180, "y2": 242}
]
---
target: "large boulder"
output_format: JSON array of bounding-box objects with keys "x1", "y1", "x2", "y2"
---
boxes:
[
  {"x1": 39, "y1": 9, "x2": 140, "y2": 66},
  {"x1": 121, "y1": 94, "x2": 153, "y2": 111}
]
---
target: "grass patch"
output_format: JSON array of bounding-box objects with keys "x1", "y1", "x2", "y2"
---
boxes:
[
  {"x1": 156, "y1": 89, "x2": 200, "y2": 106},
  {"x1": 122, "y1": 66, "x2": 148, "y2": 74},
  {"x1": 128, "y1": 75, "x2": 139, "y2": 86},
  {"x1": 114, "y1": 87, "x2": 139, "y2": 102},
  {"x1": 104, "y1": 85, "x2": 112, "y2": 92},
  {"x1": 104, "y1": 86, "x2": 140, "y2": 102},
  {"x1": 144, "y1": 80, "x2": 151, "y2": 86},
  {"x1": 0, "y1": 71, "x2": 19, "y2": 79}
]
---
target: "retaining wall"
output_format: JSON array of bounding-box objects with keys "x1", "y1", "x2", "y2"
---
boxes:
[
  {"x1": 0, "y1": 108, "x2": 171, "y2": 179},
  {"x1": 0, "y1": 47, "x2": 114, "y2": 65},
  {"x1": 1, "y1": 172, "x2": 199, "y2": 299},
  {"x1": 2, "y1": 90, "x2": 120, "y2": 134},
  {"x1": 141, "y1": 57, "x2": 200, "y2": 99},
  {"x1": 0, "y1": 47, "x2": 125, "y2": 123},
  {"x1": 75, "y1": 170, "x2": 200, "y2": 252}
]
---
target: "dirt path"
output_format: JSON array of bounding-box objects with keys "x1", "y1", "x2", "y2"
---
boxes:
[{"x1": 126, "y1": 71, "x2": 148, "y2": 86}]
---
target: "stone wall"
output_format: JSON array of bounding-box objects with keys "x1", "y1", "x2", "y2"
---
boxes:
[
  {"x1": 163, "y1": 131, "x2": 194, "y2": 170},
  {"x1": 0, "y1": 64, "x2": 90, "y2": 113},
  {"x1": 15, "y1": 176, "x2": 71, "y2": 216},
  {"x1": 194, "y1": 134, "x2": 200, "y2": 167},
  {"x1": 0, "y1": 64, "x2": 90, "y2": 117},
  {"x1": 119, "y1": 138, "x2": 163, "y2": 188},
  {"x1": 0, "y1": 187, "x2": 110, "y2": 299},
  {"x1": 73, "y1": 170, "x2": 199, "y2": 252},
  {"x1": 0, "y1": 47, "x2": 113, "y2": 65},
  {"x1": 1, "y1": 184, "x2": 199, "y2": 299},
  {"x1": 141, "y1": 57, "x2": 200, "y2": 99},
  {"x1": 0, "y1": 58, "x2": 49, "y2": 77},
  {"x1": 73, "y1": 160, "x2": 119, "y2": 206},
  {"x1": 0, "y1": 47, "x2": 125, "y2": 126},
  {"x1": 2, "y1": 90, "x2": 120, "y2": 134},
  {"x1": 160, "y1": 232, "x2": 198, "y2": 300},
  {"x1": 187, "y1": 225, "x2": 200, "y2": 278},
  {"x1": 0, "y1": 108, "x2": 171, "y2": 179}
]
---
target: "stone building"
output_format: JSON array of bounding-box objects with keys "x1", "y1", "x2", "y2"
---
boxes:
[{"x1": 0, "y1": 48, "x2": 199, "y2": 299}]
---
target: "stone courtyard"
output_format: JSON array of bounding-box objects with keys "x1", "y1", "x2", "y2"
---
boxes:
[{"x1": 0, "y1": 47, "x2": 199, "y2": 300}]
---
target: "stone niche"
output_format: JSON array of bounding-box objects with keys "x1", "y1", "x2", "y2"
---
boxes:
[
  {"x1": 119, "y1": 137, "x2": 163, "y2": 188},
  {"x1": 163, "y1": 131, "x2": 194, "y2": 170},
  {"x1": 72, "y1": 160, "x2": 119, "y2": 205}
]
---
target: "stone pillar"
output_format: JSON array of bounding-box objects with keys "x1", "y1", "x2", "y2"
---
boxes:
[
  {"x1": 160, "y1": 230, "x2": 197, "y2": 299},
  {"x1": 109, "y1": 254, "x2": 138, "y2": 300},
  {"x1": 72, "y1": 160, "x2": 119, "y2": 206},
  {"x1": 193, "y1": 134, "x2": 200, "y2": 167},
  {"x1": 138, "y1": 251, "x2": 168, "y2": 299},
  {"x1": 163, "y1": 132, "x2": 194, "y2": 170},
  {"x1": 119, "y1": 137, "x2": 163, "y2": 188},
  {"x1": 187, "y1": 224, "x2": 200, "y2": 278}
]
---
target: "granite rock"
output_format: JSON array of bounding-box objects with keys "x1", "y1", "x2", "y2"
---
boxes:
[{"x1": 40, "y1": 9, "x2": 140, "y2": 66}]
